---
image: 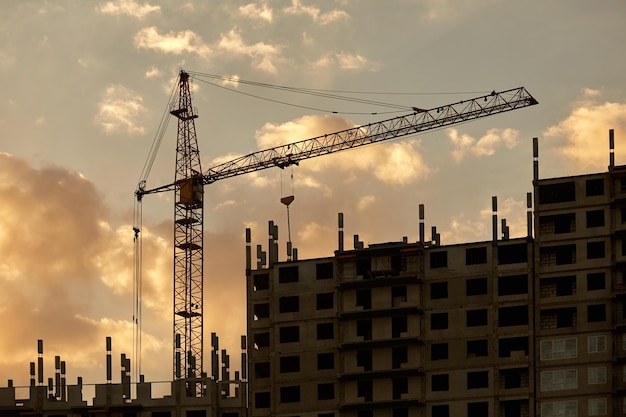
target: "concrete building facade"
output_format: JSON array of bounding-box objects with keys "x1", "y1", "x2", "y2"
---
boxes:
[{"x1": 245, "y1": 132, "x2": 625, "y2": 417}]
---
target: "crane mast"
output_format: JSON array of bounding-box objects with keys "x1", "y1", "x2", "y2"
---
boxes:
[
  {"x1": 136, "y1": 72, "x2": 538, "y2": 395},
  {"x1": 171, "y1": 71, "x2": 204, "y2": 393}
]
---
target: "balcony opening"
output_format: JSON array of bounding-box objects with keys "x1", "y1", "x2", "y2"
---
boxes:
[
  {"x1": 357, "y1": 380, "x2": 373, "y2": 401},
  {"x1": 392, "y1": 377, "x2": 408, "y2": 399},
  {"x1": 500, "y1": 368, "x2": 528, "y2": 389},
  {"x1": 498, "y1": 336, "x2": 528, "y2": 358},
  {"x1": 392, "y1": 315, "x2": 408, "y2": 338},
  {"x1": 253, "y1": 303, "x2": 269, "y2": 320},
  {"x1": 538, "y1": 181, "x2": 575, "y2": 204},
  {"x1": 356, "y1": 289, "x2": 372, "y2": 309},
  {"x1": 253, "y1": 273, "x2": 269, "y2": 291},
  {"x1": 498, "y1": 243, "x2": 528, "y2": 265},
  {"x1": 356, "y1": 319, "x2": 372, "y2": 340},
  {"x1": 540, "y1": 213, "x2": 576, "y2": 234},
  {"x1": 356, "y1": 349, "x2": 372, "y2": 371},
  {"x1": 392, "y1": 346, "x2": 408, "y2": 368}
]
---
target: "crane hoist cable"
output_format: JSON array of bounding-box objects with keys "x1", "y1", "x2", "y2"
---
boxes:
[
  {"x1": 280, "y1": 167, "x2": 296, "y2": 260},
  {"x1": 131, "y1": 75, "x2": 178, "y2": 381}
]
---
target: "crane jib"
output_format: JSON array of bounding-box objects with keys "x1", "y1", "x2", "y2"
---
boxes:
[
  {"x1": 137, "y1": 86, "x2": 537, "y2": 196},
  {"x1": 200, "y1": 86, "x2": 537, "y2": 185}
]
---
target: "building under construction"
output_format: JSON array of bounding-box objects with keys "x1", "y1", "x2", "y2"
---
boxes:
[
  {"x1": 245, "y1": 131, "x2": 625, "y2": 417},
  {"x1": 0, "y1": 69, "x2": 622, "y2": 416}
]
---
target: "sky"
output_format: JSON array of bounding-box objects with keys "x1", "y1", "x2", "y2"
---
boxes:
[{"x1": 1, "y1": 0, "x2": 626, "y2": 397}]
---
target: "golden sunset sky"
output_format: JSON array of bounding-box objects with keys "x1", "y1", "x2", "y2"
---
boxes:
[{"x1": 1, "y1": 0, "x2": 625, "y2": 396}]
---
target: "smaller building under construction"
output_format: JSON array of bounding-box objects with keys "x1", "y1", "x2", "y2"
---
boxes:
[{"x1": 0, "y1": 336, "x2": 247, "y2": 417}]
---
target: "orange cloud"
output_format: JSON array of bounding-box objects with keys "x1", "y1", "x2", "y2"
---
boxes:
[
  {"x1": 253, "y1": 114, "x2": 431, "y2": 185},
  {"x1": 0, "y1": 154, "x2": 174, "y2": 386},
  {"x1": 449, "y1": 127, "x2": 519, "y2": 162},
  {"x1": 544, "y1": 89, "x2": 626, "y2": 171}
]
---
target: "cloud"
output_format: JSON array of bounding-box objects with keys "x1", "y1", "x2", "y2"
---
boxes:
[
  {"x1": 0, "y1": 154, "x2": 173, "y2": 384},
  {"x1": 283, "y1": 0, "x2": 349, "y2": 24},
  {"x1": 94, "y1": 85, "x2": 147, "y2": 135},
  {"x1": 0, "y1": 50, "x2": 16, "y2": 70},
  {"x1": 96, "y1": 0, "x2": 160, "y2": 18},
  {"x1": 449, "y1": 128, "x2": 519, "y2": 162},
  {"x1": 312, "y1": 52, "x2": 379, "y2": 72},
  {"x1": 217, "y1": 29, "x2": 283, "y2": 74},
  {"x1": 253, "y1": 114, "x2": 431, "y2": 185},
  {"x1": 357, "y1": 195, "x2": 376, "y2": 211},
  {"x1": 296, "y1": 221, "x2": 336, "y2": 258},
  {"x1": 335, "y1": 53, "x2": 377, "y2": 71},
  {"x1": 134, "y1": 27, "x2": 282, "y2": 74},
  {"x1": 420, "y1": 0, "x2": 499, "y2": 22},
  {"x1": 544, "y1": 89, "x2": 626, "y2": 171},
  {"x1": 239, "y1": 2, "x2": 273, "y2": 23},
  {"x1": 134, "y1": 27, "x2": 212, "y2": 57},
  {"x1": 219, "y1": 74, "x2": 240, "y2": 88},
  {"x1": 145, "y1": 67, "x2": 161, "y2": 78}
]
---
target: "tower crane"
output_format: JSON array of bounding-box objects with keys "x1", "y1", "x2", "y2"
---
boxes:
[{"x1": 134, "y1": 70, "x2": 538, "y2": 395}]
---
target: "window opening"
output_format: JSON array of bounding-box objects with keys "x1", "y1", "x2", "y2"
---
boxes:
[
  {"x1": 431, "y1": 312, "x2": 448, "y2": 330},
  {"x1": 279, "y1": 266, "x2": 299, "y2": 283},
  {"x1": 279, "y1": 296, "x2": 299, "y2": 313},
  {"x1": 317, "y1": 323, "x2": 334, "y2": 340},
  {"x1": 430, "y1": 282, "x2": 448, "y2": 299},
  {"x1": 316, "y1": 262, "x2": 333, "y2": 279},
  {"x1": 499, "y1": 305, "x2": 528, "y2": 326},
  {"x1": 317, "y1": 292, "x2": 334, "y2": 309},
  {"x1": 498, "y1": 274, "x2": 528, "y2": 296},
  {"x1": 466, "y1": 277, "x2": 487, "y2": 296},
  {"x1": 467, "y1": 339, "x2": 488, "y2": 357},
  {"x1": 466, "y1": 309, "x2": 488, "y2": 327},
  {"x1": 430, "y1": 251, "x2": 448, "y2": 268},
  {"x1": 467, "y1": 371, "x2": 489, "y2": 389},
  {"x1": 280, "y1": 385, "x2": 301, "y2": 403},
  {"x1": 431, "y1": 374, "x2": 449, "y2": 391},
  {"x1": 466, "y1": 246, "x2": 487, "y2": 265},
  {"x1": 279, "y1": 326, "x2": 300, "y2": 343},
  {"x1": 431, "y1": 343, "x2": 448, "y2": 360},
  {"x1": 280, "y1": 356, "x2": 300, "y2": 373}
]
